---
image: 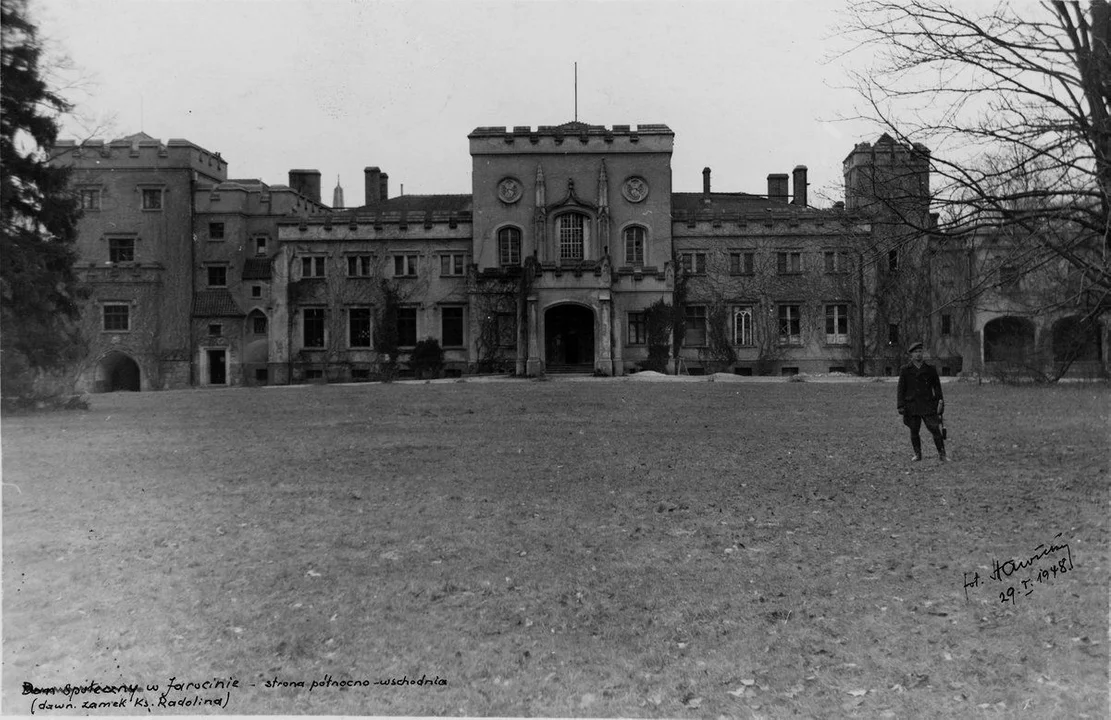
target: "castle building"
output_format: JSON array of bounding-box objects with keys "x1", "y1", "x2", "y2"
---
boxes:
[{"x1": 52, "y1": 124, "x2": 1107, "y2": 390}]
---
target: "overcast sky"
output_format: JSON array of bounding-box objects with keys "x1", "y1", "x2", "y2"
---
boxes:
[{"x1": 34, "y1": 0, "x2": 883, "y2": 207}]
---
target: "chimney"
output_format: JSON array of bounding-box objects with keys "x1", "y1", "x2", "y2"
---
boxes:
[
  {"x1": 288, "y1": 169, "x2": 322, "y2": 203},
  {"x1": 702, "y1": 167, "x2": 711, "y2": 195},
  {"x1": 380, "y1": 173, "x2": 389, "y2": 202},
  {"x1": 364, "y1": 167, "x2": 381, "y2": 207},
  {"x1": 767, "y1": 173, "x2": 789, "y2": 203},
  {"x1": 792, "y1": 165, "x2": 808, "y2": 207}
]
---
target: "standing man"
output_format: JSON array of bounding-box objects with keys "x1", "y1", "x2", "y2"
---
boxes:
[{"x1": 897, "y1": 341, "x2": 947, "y2": 462}]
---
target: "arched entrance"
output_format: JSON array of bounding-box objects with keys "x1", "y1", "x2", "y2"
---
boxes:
[
  {"x1": 983, "y1": 316, "x2": 1035, "y2": 363},
  {"x1": 545, "y1": 304, "x2": 595, "y2": 370},
  {"x1": 1052, "y1": 315, "x2": 1102, "y2": 362},
  {"x1": 97, "y1": 351, "x2": 140, "y2": 392}
]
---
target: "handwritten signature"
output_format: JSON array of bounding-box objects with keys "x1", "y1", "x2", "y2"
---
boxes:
[{"x1": 963, "y1": 532, "x2": 1075, "y2": 605}]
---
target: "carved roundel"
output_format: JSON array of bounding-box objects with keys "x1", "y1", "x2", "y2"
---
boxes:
[
  {"x1": 622, "y1": 176, "x2": 649, "y2": 203},
  {"x1": 497, "y1": 176, "x2": 523, "y2": 204}
]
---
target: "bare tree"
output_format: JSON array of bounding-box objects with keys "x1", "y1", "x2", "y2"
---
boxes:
[{"x1": 841, "y1": 0, "x2": 1110, "y2": 301}]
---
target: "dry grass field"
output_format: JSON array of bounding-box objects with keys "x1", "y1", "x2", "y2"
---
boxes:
[{"x1": 2, "y1": 377, "x2": 1108, "y2": 718}]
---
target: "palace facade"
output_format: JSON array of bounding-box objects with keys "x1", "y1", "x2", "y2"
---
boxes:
[{"x1": 51, "y1": 124, "x2": 1106, "y2": 391}]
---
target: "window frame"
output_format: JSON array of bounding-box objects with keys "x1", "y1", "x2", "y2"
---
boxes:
[
  {"x1": 397, "y1": 306, "x2": 418, "y2": 347},
  {"x1": 108, "y1": 237, "x2": 135, "y2": 263},
  {"x1": 347, "y1": 254, "x2": 373, "y2": 277},
  {"x1": 140, "y1": 187, "x2": 164, "y2": 211},
  {"x1": 252, "y1": 314, "x2": 268, "y2": 335},
  {"x1": 941, "y1": 313, "x2": 952, "y2": 336},
  {"x1": 393, "y1": 254, "x2": 418, "y2": 278},
  {"x1": 253, "y1": 236, "x2": 268, "y2": 256},
  {"x1": 302, "y1": 308, "x2": 326, "y2": 348},
  {"x1": 777, "y1": 251, "x2": 802, "y2": 275},
  {"x1": 208, "y1": 222, "x2": 225, "y2": 241},
  {"x1": 557, "y1": 213, "x2": 586, "y2": 261},
  {"x1": 439, "y1": 253, "x2": 466, "y2": 277},
  {"x1": 729, "y1": 251, "x2": 755, "y2": 275},
  {"x1": 348, "y1": 307, "x2": 372, "y2": 348},
  {"x1": 778, "y1": 304, "x2": 802, "y2": 345},
  {"x1": 824, "y1": 303, "x2": 849, "y2": 345},
  {"x1": 824, "y1": 250, "x2": 850, "y2": 274},
  {"x1": 79, "y1": 187, "x2": 101, "y2": 211},
  {"x1": 680, "y1": 252, "x2": 707, "y2": 275},
  {"x1": 301, "y1": 255, "x2": 327, "y2": 279},
  {"x1": 623, "y1": 225, "x2": 646, "y2": 267},
  {"x1": 498, "y1": 227, "x2": 522, "y2": 267},
  {"x1": 733, "y1": 306, "x2": 754, "y2": 346},
  {"x1": 102, "y1": 303, "x2": 130, "y2": 332},
  {"x1": 206, "y1": 265, "x2": 228, "y2": 288},
  {"x1": 684, "y1": 304, "x2": 708, "y2": 347},
  {"x1": 441, "y1": 306, "x2": 465, "y2": 348}
]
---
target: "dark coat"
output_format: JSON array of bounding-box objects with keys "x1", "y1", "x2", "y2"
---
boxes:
[{"x1": 897, "y1": 362, "x2": 943, "y2": 417}]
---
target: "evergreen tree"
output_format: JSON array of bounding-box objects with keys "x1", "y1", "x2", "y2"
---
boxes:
[{"x1": 1, "y1": 0, "x2": 84, "y2": 397}]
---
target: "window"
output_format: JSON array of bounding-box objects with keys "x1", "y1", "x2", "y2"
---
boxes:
[
  {"x1": 941, "y1": 313, "x2": 952, "y2": 336},
  {"x1": 888, "y1": 323, "x2": 900, "y2": 344},
  {"x1": 79, "y1": 188, "x2": 100, "y2": 210},
  {"x1": 207, "y1": 266, "x2": 227, "y2": 287},
  {"x1": 778, "y1": 305, "x2": 801, "y2": 344},
  {"x1": 498, "y1": 227, "x2": 521, "y2": 266},
  {"x1": 496, "y1": 313, "x2": 516, "y2": 347},
  {"x1": 393, "y1": 254, "x2": 418, "y2": 277},
  {"x1": 440, "y1": 253, "x2": 466, "y2": 277},
  {"x1": 251, "y1": 285, "x2": 262, "y2": 298},
  {"x1": 680, "y1": 252, "x2": 706, "y2": 275},
  {"x1": 684, "y1": 305, "x2": 707, "y2": 346},
  {"x1": 628, "y1": 312, "x2": 646, "y2": 345},
  {"x1": 349, "y1": 308, "x2": 372, "y2": 347},
  {"x1": 777, "y1": 251, "x2": 802, "y2": 274},
  {"x1": 301, "y1": 256, "x2": 326, "y2": 278},
  {"x1": 254, "y1": 236, "x2": 267, "y2": 255},
  {"x1": 303, "y1": 308, "x2": 325, "y2": 348},
  {"x1": 558, "y1": 214, "x2": 585, "y2": 261},
  {"x1": 441, "y1": 307, "x2": 464, "y2": 347},
  {"x1": 888, "y1": 249, "x2": 899, "y2": 272},
  {"x1": 624, "y1": 226, "x2": 646, "y2": 266},
  {"x1": 397, "y1": 307, "x2": 417, "y2": 346},
  {"x1": 103, "y1": 304, "x2": 129, "y2": 331},
  {"x1": 730, "y1": 252, "x2": 754, "y2": 275},
  {"x1": 824, "y1": 250, "x2": 849, "y2": 274},
  {"x1": 141, "y1": 188, "x2": 163, "y2": 210},
  {"x1": 208, "y1": 323, "x2": 222, "y2": 337},
  {"x1": 208, "y1": 222, "x2": 225, "y2": 240},
  {"x1": 733, "y1": 307, "x2": 753, "y2": 346},
  {"x1": 1000, "y1": 265, "x2": 1019, "y2": 289},
  {"x1": 252, "y1": 315, "x2": 268, "y2": 334},
  {"x1": 108, "y1": 237, "x2": 134, "y2": 263},
  {"x1": 825, "y1": 304, "x2": 849, "y2": 344},
  {"x1": 347, "y1": 254, "x2": 372, "y2": 277}
]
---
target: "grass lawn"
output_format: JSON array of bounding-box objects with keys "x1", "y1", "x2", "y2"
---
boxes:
[{"x1": 2, "y1": 378, "x2": 1108, "y2": 718}]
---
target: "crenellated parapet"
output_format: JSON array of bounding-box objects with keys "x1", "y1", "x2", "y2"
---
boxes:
[
  {"x1": 54, "y1": 135, "x2": 228, "y2": 181},
  {"x1": 469, "y1": 122, "x2": 674, "y2": 155}
]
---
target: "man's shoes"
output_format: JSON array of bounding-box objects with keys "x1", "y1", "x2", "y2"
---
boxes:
[{"x1": 911, "y1": 454, "x2": 922, "y2": 462}]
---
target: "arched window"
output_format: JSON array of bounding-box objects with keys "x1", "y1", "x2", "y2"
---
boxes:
[
  {"x1": 498, "y1": 227, "x2": 521, "y2": 266},
  {"x1": 558, "y1": 213, "x2": 586, "y2": 261},
  {"x1": 624, "y1": 226, "x2": 646, "y2": 266}
]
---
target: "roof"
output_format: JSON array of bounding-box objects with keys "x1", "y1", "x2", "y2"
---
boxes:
[
  {"x1": 671, "y1": 192, "x2": 844, "y2": 222},
  {"x1": 468, "y1": 122, "x2": 674, "y2": 138},
  {"x1": 341, "y1": 193, "x2": 473, "y2": 215},
  {"x1": 242, "y1": 258, "x2": 272, "y2": 280},
  {"x1": 193, "y1": 289, "x2": 244, "y2": 317},
  {"x1": 113, "y1": 131, "x2": 157, "y2": 143}
]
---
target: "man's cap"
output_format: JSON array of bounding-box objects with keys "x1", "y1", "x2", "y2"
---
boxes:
[{"x1": 907, "y1": 341, "x2": 924, "y2": 353}]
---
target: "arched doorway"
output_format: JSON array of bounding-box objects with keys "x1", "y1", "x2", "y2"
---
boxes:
[
  {"x1": 1052, "y1": 315, "x2": 1102, "y2": 362},
  {"x1": 545, "y1": 304, "x2": 595, "y2": 370},
  {"x1": 97, "y1": 351, "x2": 140, "y2": 392},
  {"x1": 983, "y1": 316, "x2": 1035, "y2": 363}
]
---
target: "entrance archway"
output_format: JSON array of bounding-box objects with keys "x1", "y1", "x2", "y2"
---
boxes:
[
  {"x1": 984, "y1": 316, "x2": 1035, "y2": 363},
  {"x1": 97, "y1": 351, "x2": 140, "y2": 392},
  {"x1": 545, "y1": 304, "x2": 595, "y2": 369}
]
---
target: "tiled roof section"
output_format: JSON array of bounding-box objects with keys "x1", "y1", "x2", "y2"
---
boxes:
[
  {"x1": 193, "y1": 289, "x2": 244, "y2": 317},
  {"x1": 242, "y1": 258, "x2": 272, "y2": 280},
  {"x1": 671, "y1": 192, "x2": 837, "y2": 222},
  {"x1": 341, "y1": 193, "x2": 473, "y2": 218}
]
